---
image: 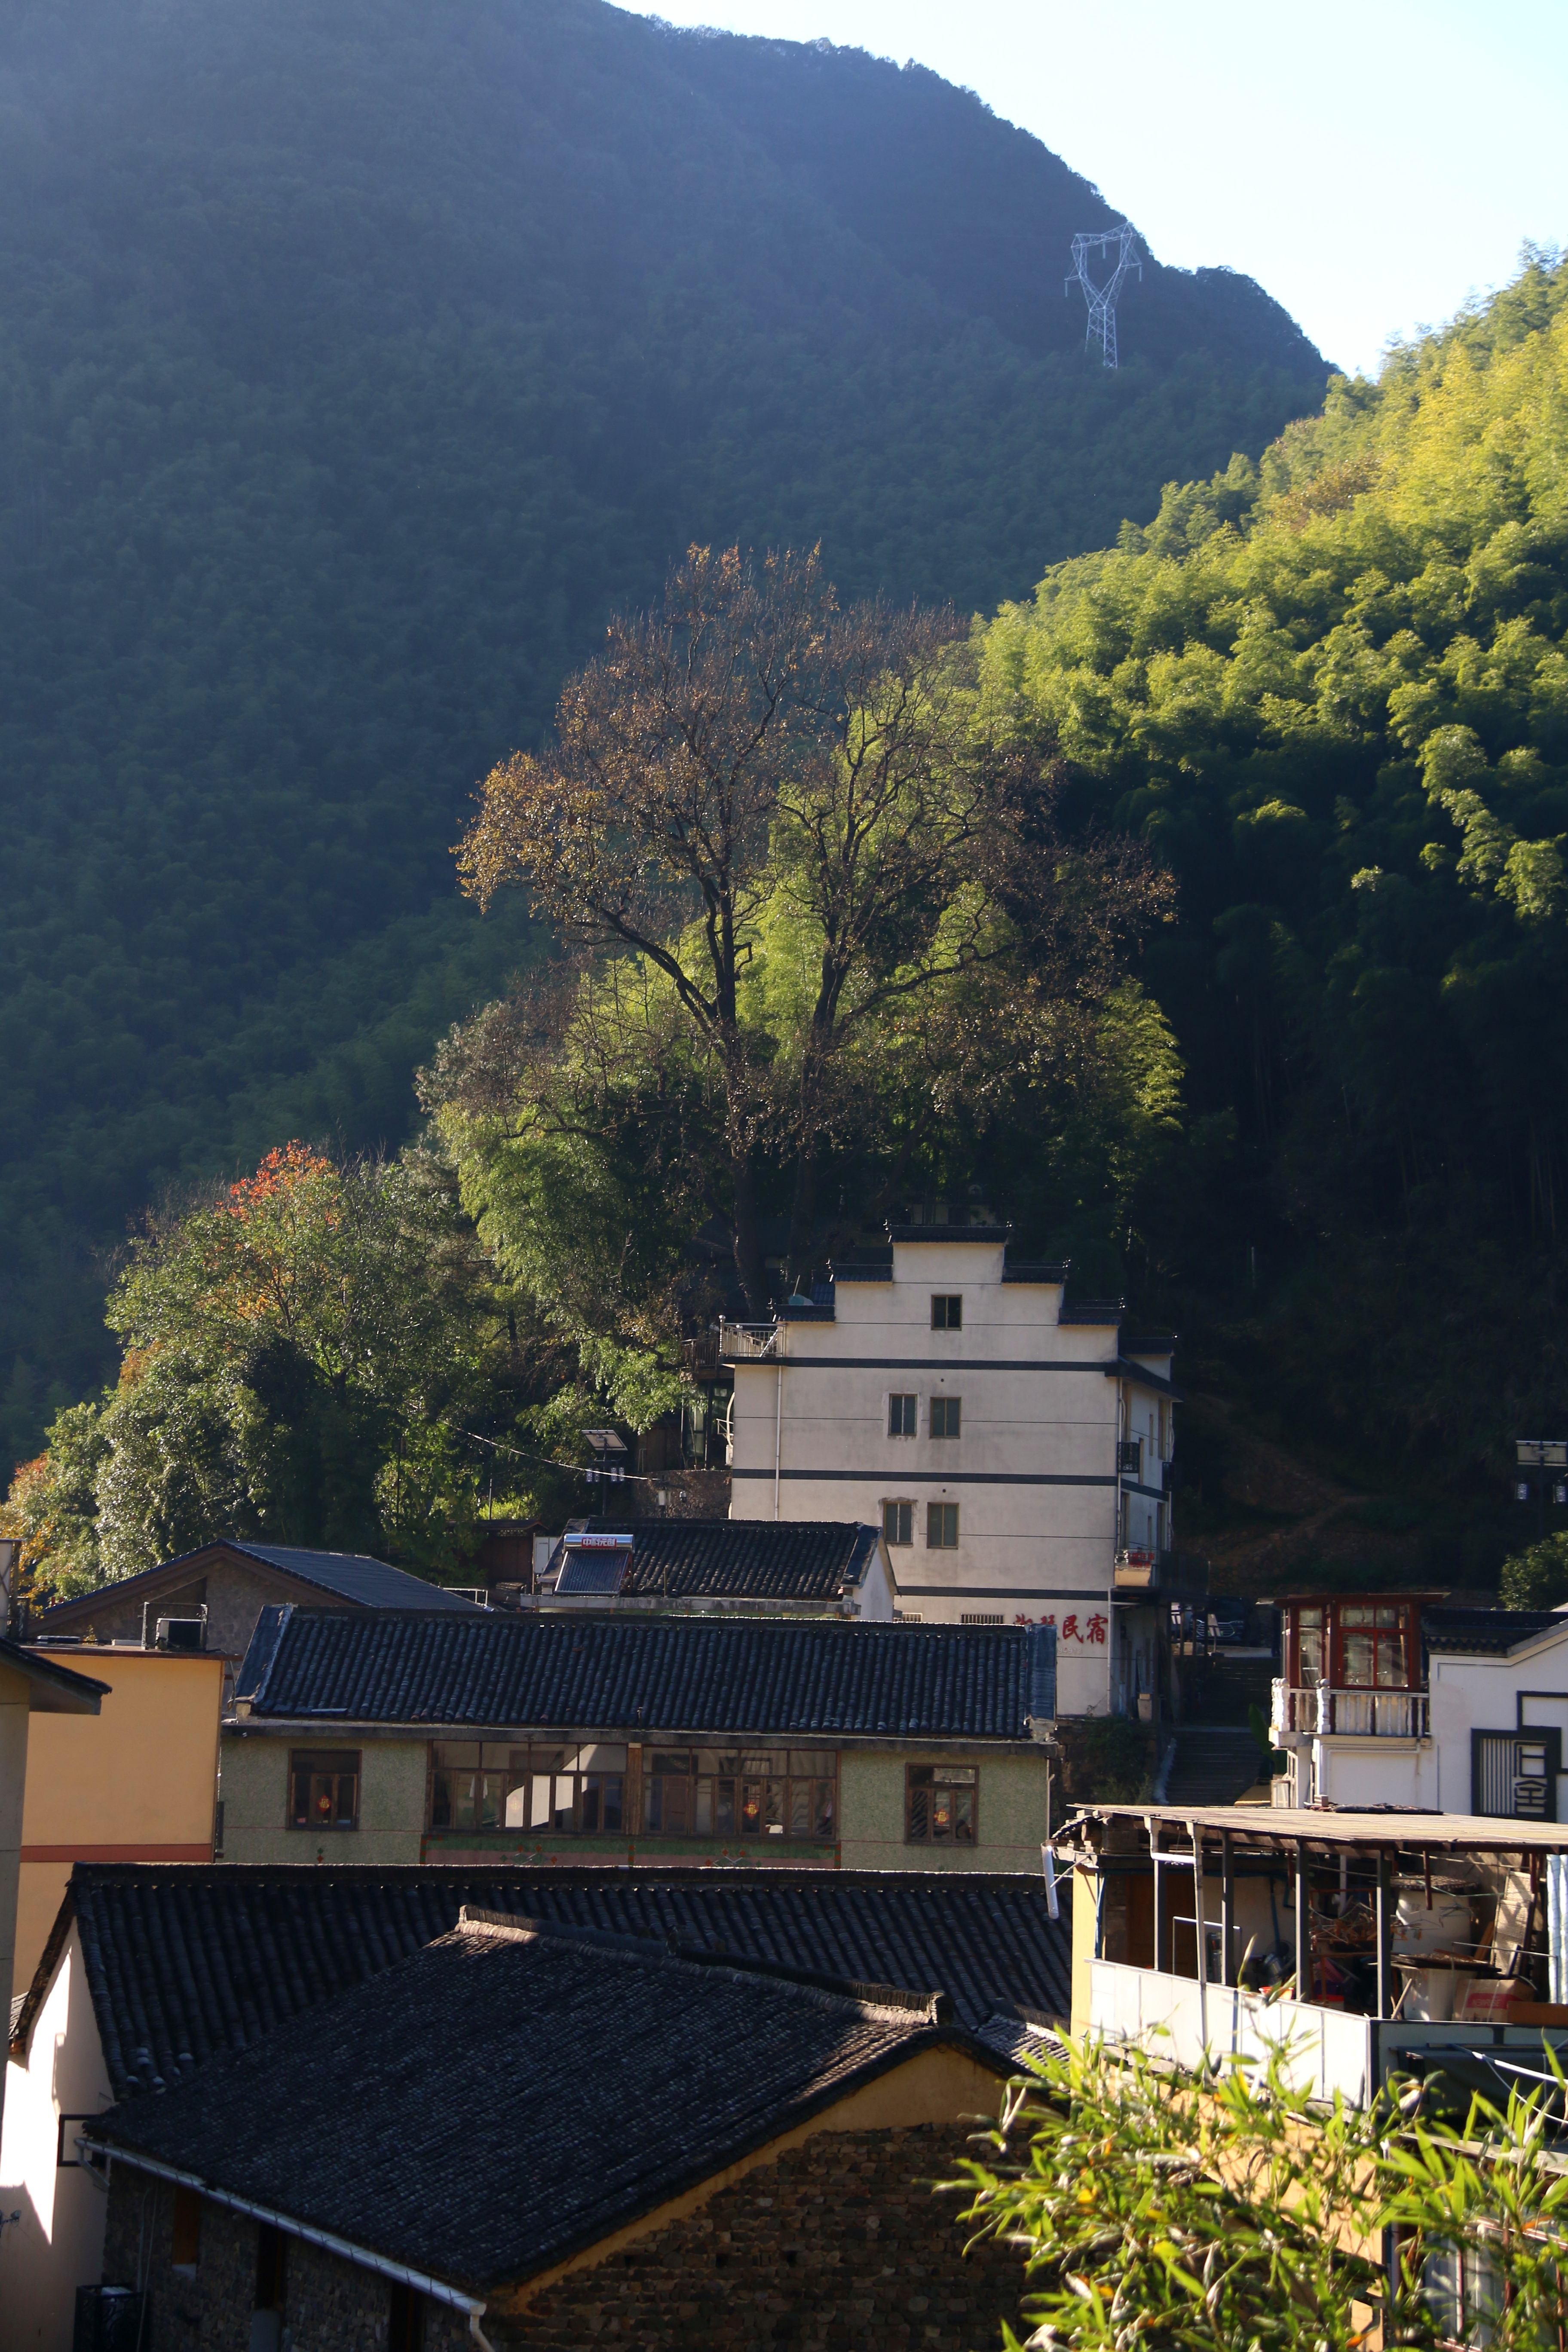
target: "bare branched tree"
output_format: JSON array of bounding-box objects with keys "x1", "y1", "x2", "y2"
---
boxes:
[{"x1": 455, "y1": 543, "x2": 1169, "y2": 1314}]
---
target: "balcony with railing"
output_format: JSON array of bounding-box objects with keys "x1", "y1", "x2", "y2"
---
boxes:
[
  {"x1": 717, "y1": 1319, "x2": 781, "y2": 1363},
  {"x1": 1272, "y1": 1678, "x2": 1430, "y2": 1741}
]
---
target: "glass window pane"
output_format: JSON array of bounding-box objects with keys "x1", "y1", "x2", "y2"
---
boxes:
[
  {"x1": 481, "y1": 1742, "x2": 513, "y2": 1770},
  {"x1": 652, "y1": 1752, "x2": 691, "y2": 1775},
  {"x1": 930, "y1": 1786, "x2": 954, "y2": 1840},
  {"x1": 602, "y1": 1776, "x2": 622, "y2": 1834},
  {"x1": 952, "y1": 1788, "x2": 975, "y2": 1843},
  {"x1": 814, "y1": 1781, "x2": 835, "y2": 1840},
  {"x1": 908, "y1": 1784, "x2": 931, "y2": 1841},
  {"x1": 1343, "y1": 1632, "x2": 1374, "y2": 1686},
  {"x1": 716, "y1": 1778, "x2": 735, "y2": 1834},
  {"x1": 530, "y1": 1775, "x2": 553, "y2": 1830},
  {"x1": 789, "y1": 1754, "x2": 822, "y2": 1778},
  {"x1": 434, "y1": 1743, "x2": 481, "y2": 1769},
  {"x1": 581, "y1": 1778, "x2": 601, "y2": 1833},
  {"x1": 696, "y1": 1780, "x2": 714, "y2": 1834},
  {"x1": 790, "y1": 1780, "x2": 810, "y2": 1837},
  {"x1": 503, "y1": 1783, "x2": 528, "y2": 1829},
  {"x1": 430, "y1": 1771, "x2": 452, "y2": 1831},
  {"x1": 579, "y1": 1744, "x2": 627, "y2": 1772},
  {"x1": 1341, "y1": 1606, "x2": 1372, "y2": 1627},
  {"x1": 553, "y1": 1776, "x2": 574, "y2": 1831}
]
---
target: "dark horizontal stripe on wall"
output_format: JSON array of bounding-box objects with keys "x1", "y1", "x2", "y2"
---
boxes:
[
  {"x1": 895, "y1": 1586, "x2": 1112, "y2": 1601},
  {"x1": 731, "y1": 1467, "x2": 1117, "y2": 1487},
  {"x1": 742, "y1": 1357, "x2": 1115, "y2": 1373}
]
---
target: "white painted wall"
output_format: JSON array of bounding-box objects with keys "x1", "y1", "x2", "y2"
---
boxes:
[
  {"x1": 0, "y1": 1922, "x2": 112, "y2": 2346},
  {"x1": 1300, "y1": 1621, "x2": 1568, "y2": 1816},
  {"x1": 729, "y1": 1235, "x2": 1173, "y2": 1715}
]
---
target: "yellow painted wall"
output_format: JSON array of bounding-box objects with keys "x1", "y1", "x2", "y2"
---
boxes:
[{"x1": 15, "y1": 1647, "x2": 223, "y2": 1991}]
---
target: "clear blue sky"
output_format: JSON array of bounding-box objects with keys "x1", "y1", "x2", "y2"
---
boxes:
[{"x1": 623, "y1": 0, "x2": 1566, "y2": 377}]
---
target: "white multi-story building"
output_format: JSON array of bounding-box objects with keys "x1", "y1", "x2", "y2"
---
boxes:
[{"x1": 724, "y1": 1225, "x2": 1178, "y2": 1717}]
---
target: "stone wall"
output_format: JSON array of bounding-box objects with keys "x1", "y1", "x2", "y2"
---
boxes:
[
  {"x1": 100, "y1": 2175, "x2": 470, "y2": 2352},
  {"x1": 489, "y1": 2121, "x2": 1026, "y2": 2352},
  {"x1": 99, "y1": 2123, "x2": 1026, "y2": 2352}
]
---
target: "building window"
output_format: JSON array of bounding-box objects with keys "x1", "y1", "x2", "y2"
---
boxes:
[
  {"x1": 1473, "y1": 1729, "x2": 1560, "y2": 1821},
  {"x1": 429, "y1": 1742, "x2": 626, "y2": 1834},
  {"x1": 906, "y1": 1763, "x2": 977, "y2": 1844},
  {"x1": 642, "y1": 1749, "x2": 836, "y2": 1842},
  {"x1": 883, "y1": 1500, "x2": 914, "y2": 1547},
  {"x1": 255, "y1": 2223, "x2": 287, "y2": 2322},
  {"x1": 930, "y1": 1396, "x2": 962, "y2": 1439},
  {"x1": 171, "y1": 2185, "x2": 202, "y2": 2272},
  {"x1": 388, "y1": 2283, "x2": 426, "y2": 2352},
  {"x1": 960, "y1": 1613, "x2": 1003, "y2": 1626},
  {"x1": 927, "y1": 1502, "x2": 959, "y2": 1548},
  {"x1": 1338, "y1": 1604, "x2": 1409, "y2": 1689},
  {"x1": 288, "y1": 1750, "x2": 360, "y2": 1832},
  {"x1": 888, "y1": 1392, "x2": 918, "y2": 1437},
  {"x1": 931, "y1": 1295, "x2": 962, "y2": 1330}
]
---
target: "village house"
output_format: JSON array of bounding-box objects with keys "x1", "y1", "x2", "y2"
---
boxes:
[
  {"x1": 722, "y1": 1220, "x2": 1184, "y2": 1716},
  {"x1": 529, "y1": 1517, "x2": 897, "y2": 1618},
  {"x1": 80, "y1": 1908, "x2": 1036, "y2": 2352},
  {"x1": 1060, "y1": 1799, "x2": 1568, "y2": 2110},
  {"x1": 0, "y1": 1636, "x2": 105, "y2": 2140},
  {"x1": 36, "y1": 1538, "x2": 481, "y2": 1669},
  {"x1": 9, "y1": 1633, "x2": 224, "y2": 2002},
  {"x1": 1270, "y1": 1589, "x2": 1568, "y2": 1818},
  {"x1": 218, "y1": 1606, "x2": 1057, "y2": 1873},
  {"x1": 3, "y1": 1857, "x2": 1068, "y2": 2347}
]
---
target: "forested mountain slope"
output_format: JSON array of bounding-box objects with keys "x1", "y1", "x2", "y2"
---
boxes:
[
  {"x1": 979, "y1": 252, "x2": 1568, "y2": 1583},
  {"x1": 0, "y1": 0, "x2": 1325, "y2": 1462}
]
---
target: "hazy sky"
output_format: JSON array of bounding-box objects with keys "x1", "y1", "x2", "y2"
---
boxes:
[{"x1": 624, "y1": 0, "x2": 1566, "y2": 377}]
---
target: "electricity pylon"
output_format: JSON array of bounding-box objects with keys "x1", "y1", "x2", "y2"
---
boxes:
[{"x1": 1066, "y1": 223, "x2": 1142, "y2": 368}]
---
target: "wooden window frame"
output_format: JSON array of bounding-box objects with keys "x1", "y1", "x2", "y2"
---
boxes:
[
  {"x1": 287, "y1": 1749, "x2": 361, "y2": 1833},
  {"x1": 428, "y1": 1742, "x2": 627, "y2": 1837},
  {"x1": 640, "y1": 1747, "x2": 838, "y2": 1844},
  {"x1": 905, "y1": 1762, "x2": 979, "y2": 1846}
]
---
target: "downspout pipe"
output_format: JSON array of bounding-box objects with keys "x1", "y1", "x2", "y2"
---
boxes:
[
  {"x1": 81, "y1": 2141, "x2": 486, "y2": 2320},
  {"x1": 773, "y1": 1351, "x2": 783, "y2": 1522}
]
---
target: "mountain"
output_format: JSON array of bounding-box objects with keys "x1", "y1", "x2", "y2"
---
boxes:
[
  {"x1": 976, "y1": 251, "x2": 1568, "y2": 1591},
  {"x1": 0, "y1": 0, "x2": 1326, "y2": 1463}
]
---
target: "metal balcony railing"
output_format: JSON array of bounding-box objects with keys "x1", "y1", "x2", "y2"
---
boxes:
[
  {"x1": 717, "y1": 1320, "x2": 781, "y2": 1362},
  {"x1": 1272, "y1": 1679, "x2": 1429, "y2": 1740}
]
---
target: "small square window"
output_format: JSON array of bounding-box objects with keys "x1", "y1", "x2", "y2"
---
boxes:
[
  {"x1": 927, "y1": 1502, "x2": 959, "y2": 1549},
  {"x1": 930, "y1": 1396, "x2": 961, "y2": 1439},
  {"x1": 883, "y1": 1500, "x2": 914, "y2": 1547},
  {"x1": 888, "y1": 1393, "x2": 918, "y2": 1437},
  {"x1": 906, "y1": 1762, "x2": 977, "y2": 1844},
  {"x1": 931, "y1": 1295, "x2": 962, "y2": 1330},
  {"x1": 289, "y1": 1749, "x2": 360, "y2": 1832}
]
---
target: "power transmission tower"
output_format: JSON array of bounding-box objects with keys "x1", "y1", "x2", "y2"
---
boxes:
[{"x1": 1066, "y1": 223, "x2": 1141, "y2": 368}]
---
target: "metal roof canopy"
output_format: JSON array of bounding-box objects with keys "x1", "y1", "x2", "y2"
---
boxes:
[{"x1": 1063, "y1": 1803, "x2": 1568, "y2": 1856}]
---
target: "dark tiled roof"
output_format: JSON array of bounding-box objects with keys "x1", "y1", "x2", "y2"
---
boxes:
[
  {"x1": 25, "y1": 1861, "x2": 1070, "y2": 2095},
  {"x1": 556, "y1": 1519, "x2": 882, "y2": 1603},
  {"x1": 235, "y1": 1607, "x2": 1038, "y2": 1737},
  {"x1": 1423, "y1": 1607, "x2": 1566, "y2": 1654},
  {"x1": 37, "y1": 1541, "x2": 480, "y2": 1627},
  {"x1": 225, "y1": 1544, "x2": 481, "y2": 1611},
  {"x1": 885, "y1": 1224, "x2": 1009, "y2": 1243},
  {"x1": 88, "y1": 1917, "x2": 998, "y2": 2292},
  {"x1": 1001, "y1": 1262, "x2": 1069, "y2": 1284},
  {"x1": 1059, "y1": 1298, "x2": 1126, "y2": 1325}
]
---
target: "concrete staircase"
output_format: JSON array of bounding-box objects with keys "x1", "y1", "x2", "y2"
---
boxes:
[{"x1": 1163, "y1": 1727, "x2": 1265, "y2": 1807}]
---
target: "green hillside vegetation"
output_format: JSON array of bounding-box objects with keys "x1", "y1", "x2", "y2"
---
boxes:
[
  {"x1": 0, "y1": 0, "x2": 1326, "y2": 1474},
  {"x1": 976, "y1": 249, "x2": 1568, "y2": 1580}
]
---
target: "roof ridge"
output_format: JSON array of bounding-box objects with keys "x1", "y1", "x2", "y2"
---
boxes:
[{"x1": 455, "y1": 1907, "x2": 949, "y2": 2024}]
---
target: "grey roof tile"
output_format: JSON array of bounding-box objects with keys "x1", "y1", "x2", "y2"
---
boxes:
[
  {"x1": 87, "y1": 1917, "x2": 997, "y2": 2292},
  {"x1": 46, "y1": 1861, "x2": 1070, "y2": 2098},
  {"x1": 558, "y1": 1518, "x2": 882, "y2": 1602},
  {"x1": 235, "y1": 1607, "x2": 1036, "y2": 1736}
]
